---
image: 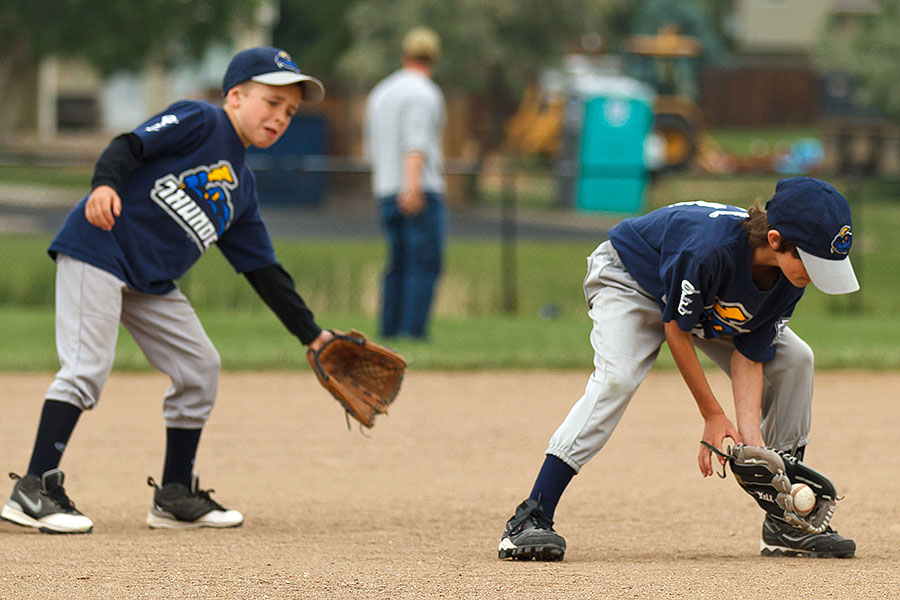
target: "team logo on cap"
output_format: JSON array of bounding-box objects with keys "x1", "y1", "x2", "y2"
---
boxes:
[
  {"x1": 831, "y1": 225, "x2": 852, "y2": 255},
  {"x1": 274, "y1": 51, "x2": 300, "y2": 74}
]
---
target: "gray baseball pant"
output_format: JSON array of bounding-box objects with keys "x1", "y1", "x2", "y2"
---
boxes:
[
  {"x1": 45, "y1": 254, "x2": 220, "y2": 429},
  {"x1": 546, "y1": 241, "x2": 813, "y2": 473}
]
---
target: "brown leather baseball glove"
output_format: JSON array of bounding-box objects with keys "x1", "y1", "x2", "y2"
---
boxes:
[{"x1": 306, "y1": 329, "x2": 407, "y2": 428}]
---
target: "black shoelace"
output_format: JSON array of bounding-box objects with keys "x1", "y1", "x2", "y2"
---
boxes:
[
  {"x1": 512, "y1": 503, "x2": 554, "y2": 532},
  {"x1": 195, "y1": 488, "x2": 226, "y2": 511},
  {"x1": 46, "y1": 486, "x2": 77, "y2": 512}
]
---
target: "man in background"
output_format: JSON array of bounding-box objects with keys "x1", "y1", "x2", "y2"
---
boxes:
[{"x1": 365, "y1": 27, "x2": 447, "y2": 341}]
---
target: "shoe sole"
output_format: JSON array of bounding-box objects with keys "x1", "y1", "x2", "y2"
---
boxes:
[
  {"x1": 498, "y1": 537, "x2": 565, "y2": 561},
  {"x1": 760, "y1": 541, "x2": 855, "y2": 559},
  {"x1": 1, "y1": 503, "x2": 93, "y2": 534},
  {"x1": 146, "y1": 510, "x2": 243, "y2": 530}
]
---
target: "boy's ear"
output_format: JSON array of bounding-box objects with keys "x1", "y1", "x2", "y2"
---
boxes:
[
  {"x1": 224, "y1": 83, "x2": 247, "y2": 107},
  {"x1": 767, "y1": 229, "x2": 782, "y2": 250},
  {"x1": 224, "y1": 87, "x2": 238, "y2": 107}
]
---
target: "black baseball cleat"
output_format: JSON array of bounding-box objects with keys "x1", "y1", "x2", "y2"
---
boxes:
[
  {"x1": 146, "y1": 474, "x2": 243, "y2": 529},
  {"x1": 498, "y1": 498, "x2": 566, "y2": 561},
  {"x1": 1, "y1": 470, "x2": 93, "y2": 534},
  {"x1": 760, "y1": 515, "x2": 855, "y2": 558}
]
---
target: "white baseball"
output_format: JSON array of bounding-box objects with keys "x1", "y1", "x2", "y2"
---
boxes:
[{"x1": 791, "y1": 483, "x2": 816, "y2": 516}]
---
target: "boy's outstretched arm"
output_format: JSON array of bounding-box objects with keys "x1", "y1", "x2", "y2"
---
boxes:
[
  {"x1": 244, "y1": 262, "x2": 325, "y2": 348},
  {"x1": 729, "y1": 349, "x2": 764, "y2": 447},
  {"x1": 664, "y1": 320, "x2": 742, "y2": 477}
]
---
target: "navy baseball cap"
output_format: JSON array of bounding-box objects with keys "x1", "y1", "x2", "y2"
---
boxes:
[
  {"x1": 222, "y1": 47, "x2": 325, "y2": 102},
  {"x1": 766, "y1": 177, "x2": 859, "y2": 295}
]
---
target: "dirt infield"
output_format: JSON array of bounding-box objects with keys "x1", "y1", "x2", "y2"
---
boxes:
[{"x1": 1, "y1": 370, "x2": 898, "y2": 599}]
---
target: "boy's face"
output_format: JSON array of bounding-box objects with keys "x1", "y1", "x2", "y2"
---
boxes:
[
  {"x1": 774, "y1": 251, "x2": 810, "y2": 289},
  {"x1": 226, "y1": 82, "x2": 302, "y2": 148},
  {"x1": 769, "y1": 231, "x2": 811, "y2": 289}
]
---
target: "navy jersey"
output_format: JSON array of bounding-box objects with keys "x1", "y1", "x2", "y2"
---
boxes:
[
  {"x1": 608, "y1": 201, "x2": 805, "y2": 362},
  {"x1": 49, "y1": 100, "x2": 276, "y2": 295}
]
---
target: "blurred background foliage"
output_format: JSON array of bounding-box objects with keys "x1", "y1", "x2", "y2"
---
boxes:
[
  {"x1": 0, "y1": 0, "x2": 257, "y2": 73},
  {"x1": 0, "y1": 0, "x2": 257, "y2": 136},
  {"x1": 0, "y1": 0, "x2": 732, "y2": 104},
  {"x1": 3, "y1": 0, "x2": 900, "y2": 124},
  {"x1": 278, "y1": 0, "x2": 731, "y2": 95},
  {"x1": 816, "y1": 0, "x2": 900, "y2": 121}
]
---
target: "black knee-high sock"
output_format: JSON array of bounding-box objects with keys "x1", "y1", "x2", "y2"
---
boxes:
[
  {"x1": 27, "y1": 400, "x2": 82, "y2": 476},
  {"x1": 529, "y1": 454, "x2": 576, "y2": 520},
  {"x1": 162, "y1": 428, "x2": 202, "y2": 487}
]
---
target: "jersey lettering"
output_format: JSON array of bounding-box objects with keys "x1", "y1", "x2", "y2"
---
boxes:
[
  {"x1": 677, "y1": 279, "x2": 700, "y2": 315},
  {"x1": 669, "y1": 200, "x2": 748, "y2": 220},
  {"x1": 150, "y1": 160, "x2": 238, "y2": 252},
  {"x1": 144, "y1": 114, "x2": 180, "y2": 133}
]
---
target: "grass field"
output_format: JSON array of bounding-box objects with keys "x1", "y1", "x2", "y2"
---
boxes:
[
  {"x1": 4, "y1": 302, "x2": 900, "y2": 372},
  {"x1": 0, "y1": 164, "x2": 92, "y2": 188},
  {"x1": 2, "y1": 167, "x2": 899, "y2": 372}
]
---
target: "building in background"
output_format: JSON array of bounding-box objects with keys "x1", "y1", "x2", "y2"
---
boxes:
[
  {"x1": 2, "y1": 0, "x2": 893, "y2": 179},
  {"x1": 6, "y1": 1, "x2": 278, "y2": 158}
]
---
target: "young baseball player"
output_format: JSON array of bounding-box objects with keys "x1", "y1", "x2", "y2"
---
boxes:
[
  {"x1": 498, "y1": 177, "x2": 859, "y2": 560},
  {"x1": 1, "y1": 47, "x2": 333, "y2": 534}
]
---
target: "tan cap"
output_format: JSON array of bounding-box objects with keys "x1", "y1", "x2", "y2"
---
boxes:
[{"x1": 402, "y1": 27, "x2": 441, "y2": 62}]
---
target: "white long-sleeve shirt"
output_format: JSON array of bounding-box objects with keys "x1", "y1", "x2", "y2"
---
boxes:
[{"x1": 364, "y1": 68, "x2": 446, "y2": 198}]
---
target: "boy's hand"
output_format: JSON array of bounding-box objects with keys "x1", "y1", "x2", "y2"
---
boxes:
[
  {"x1": 698, "y1": 413, "x2": 742, "y2": 477},
  {"x1": 307, "y1": 329, "x2": 334, "y2": 352},
  {"x1": 85, "y1": 185, "x2": 122, "y2": 231}
]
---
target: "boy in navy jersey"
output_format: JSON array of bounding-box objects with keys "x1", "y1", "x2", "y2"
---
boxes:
[
  {"x1": 2, "y1": 47, "x2": 331, "y2": 533},
  {"x1": 498, "y1": 177, "x2": 859, "y2": 560}
]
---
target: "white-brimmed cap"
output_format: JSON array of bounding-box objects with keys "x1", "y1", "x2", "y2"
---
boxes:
[
  {"x1": 222, "y1": 47, "x2": 325, "y2": 103},
  {"x1": 766, "y1": 177, "x2": 859, "y2": 295},
  {"x1": 796, "y1": 247, "x2": 859, "y2": 294}
]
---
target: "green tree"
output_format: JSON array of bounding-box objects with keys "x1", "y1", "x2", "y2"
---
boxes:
[
  {"x1": 816, "y1": 2, "x2": 900, "y2": 121},
  {"x1": 625, "y1": 0, "x2": 730, "y2": 101},
  {"x1": 273, "y1": 0, "x2": 355, "y2": 85},
  {"x1": 335, "y1": 0, "x2": 636, "y2": 152},
  {"x1": 630, "y1": 0, "x2": 728, "y2": 61},
  {"x1": 336, "y1": 0, "x2": 634, "y2": 94},
  {"x1": 0, "y1": 0, "x2": 259, "y2": 134}
]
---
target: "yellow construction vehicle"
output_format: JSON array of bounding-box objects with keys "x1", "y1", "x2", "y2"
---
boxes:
[
  {"x1": 503, "y1": 82, "x2": 566, "y2": 158},
  {"x1": 625, "y1": 25, "x2": 704, "y2": 170},
  {"x1": 504, "y1": 25, "x2": 724, "y2": 172}
]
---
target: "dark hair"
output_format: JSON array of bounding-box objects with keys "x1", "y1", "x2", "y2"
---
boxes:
[{"x1": 742, "y1": 198, "x2": 798, "y2": 254}]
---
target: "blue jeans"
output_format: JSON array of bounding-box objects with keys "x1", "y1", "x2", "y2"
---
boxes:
[{"x1": 378, "y1": 193, "x2": 446, "y2": 339}]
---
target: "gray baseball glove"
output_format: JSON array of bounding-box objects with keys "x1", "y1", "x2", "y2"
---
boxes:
[{"x1": 702, "y1": 442, "x2": 842, "y2": 534}]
